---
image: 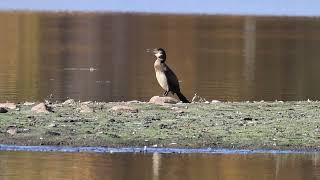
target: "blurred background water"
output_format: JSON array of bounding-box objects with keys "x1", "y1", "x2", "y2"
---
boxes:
[
  {"x1": 0, "y1": 12, "x2": 320, "y2": 102},
  {"x1": 0, "y1": 2, "x2": 320, "y2": 180}
]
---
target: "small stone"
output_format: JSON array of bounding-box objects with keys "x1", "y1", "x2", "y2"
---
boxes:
[
  {"x1": 243, "y1": 117, "x2": 253, "y2": 121},
  {"x1": 23, "y1": 102, "x2": 35, "y2": 106},
  {"x1": 110, "y1": 105, "x2": 138, "y2": 113},
  {"x1": 176, "y1": 110, "x2": 184, "y2": 114},
  {"x1": 62, "y1": 99, "x2": 75, "y2": 105},
  {"x1": 79, "y1": 105, "x2": 93, "y2": 113},
  {"x1": 6, "y1": 126, "x2": 17, "y2": 135},
  {"x1": 0, "y1": 107, "x2": 8, "y2": 113},
  {"x1": 0, "y1": 102, "x2": 16, "y2": 109},
  {"x1": 81, "y1": 101, "x2": 92, "y2": 105},
  {"x1": 48, "y1": 123, "x2": 57, "y2": 128},
  {"x1": 31, "y1": 103, "x2": 52, "y2": 113},
  {"x1": 211, "y1": 100, "x2": 221, "y2": 103},
  {"x1": 45, "y1": 131, "x2": 61, "y2": 136},
  {"x1": 21, "y1": 128, "x2": 31, "y2": 133},
  {"x1": 127, "y1": 100, "x2": 140, "y2": 104},
  {"x1": 149, "y1": 96, "x2": 179, "y2": 105}
]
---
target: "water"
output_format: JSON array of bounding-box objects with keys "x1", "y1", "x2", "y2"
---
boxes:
[
  {"x1": 0, "y1": 151, "x2": 319, "y2": 180},
  {"x1": 1, "y1": 12, "x2": 320, "y2": 102}
]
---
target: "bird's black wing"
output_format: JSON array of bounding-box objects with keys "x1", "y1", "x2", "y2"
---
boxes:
[{"x1": 163, "y1": 64, "x2": 180, "y2": 93}]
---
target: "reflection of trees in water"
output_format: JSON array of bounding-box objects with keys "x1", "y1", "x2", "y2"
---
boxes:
[
  {"x1": 0, "y1": 12, "x2": 41, "y2": 101},
  {"x1": 152, "y1": 153, "x2": 161, "y2": 180},
  {"x1": 1, "y1": 12, "x2": 320, "y2": 102}
]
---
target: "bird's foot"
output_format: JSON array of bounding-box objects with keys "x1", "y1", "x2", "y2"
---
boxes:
[{"x1": 163, "y1": 91, "x2": 169, "y2": 96}]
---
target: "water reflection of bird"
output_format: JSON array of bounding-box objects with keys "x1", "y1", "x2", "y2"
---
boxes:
[{"x1": 150, "y1": 48, "x2": 190, "y2": 103}]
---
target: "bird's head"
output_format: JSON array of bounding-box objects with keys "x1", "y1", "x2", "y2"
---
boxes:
[{"x1": 152, "y1": 48, "x2": 166, "y2": 62}]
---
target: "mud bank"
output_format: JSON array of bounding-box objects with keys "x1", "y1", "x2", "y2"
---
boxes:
[{"x1": 0, "y1": 100, "x2": 319, "y2": 151}]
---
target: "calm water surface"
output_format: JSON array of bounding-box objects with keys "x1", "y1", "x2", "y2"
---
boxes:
[
  {"x1": 0, "y1": 151, "x2": 319, "y2": 180},
  {"x1": 0, "y1": 12, "x2": 320, "y2": 102}
]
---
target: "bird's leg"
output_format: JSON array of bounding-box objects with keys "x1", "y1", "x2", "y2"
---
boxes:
[{"x1": 163, "y1": 91, "x2": 169, "y2": 96}]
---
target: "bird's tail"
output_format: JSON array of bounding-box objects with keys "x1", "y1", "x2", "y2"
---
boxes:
[{"x1": 176, "y1": 91, "x2": 190, "y2": 103}]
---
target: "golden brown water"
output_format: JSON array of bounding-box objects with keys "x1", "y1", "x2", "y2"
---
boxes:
[
  {"x1": 0, "y1": 151, "x2": 319, "y2": 180},
  {"x1": 1, "y1": 12, "x2": 320, "y2": 102}
]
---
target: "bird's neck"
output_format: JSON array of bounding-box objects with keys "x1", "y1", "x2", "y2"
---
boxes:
[{"x1": 156, "y1": 58, "x2": 166, "y2": 63}]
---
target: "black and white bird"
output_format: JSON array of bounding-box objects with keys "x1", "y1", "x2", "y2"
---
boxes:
[{"x1": 151, "y1": 48, "x2": 190, "y2": 103}]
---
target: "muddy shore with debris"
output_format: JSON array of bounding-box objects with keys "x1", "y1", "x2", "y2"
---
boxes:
[{"x1": 0, "y1": 99, "x2": 319, "y2": 151}]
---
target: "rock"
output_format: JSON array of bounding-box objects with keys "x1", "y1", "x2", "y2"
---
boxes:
[
  {"x1": 0, "y1": 107, "x2": 8, "y2": 113},
  {"x1": 79, "y1": 105, "x2": 93, "y2": 113},
  {"x1": 23, "y1": 102, "x2": 35, "y2": 106},
  {"x1": 6, "y1": 126, "x2": 17, "y2": 135},
  {"x1": 126, "y1": 100, "x2": 140, "y2": 104},
  {"x1": 171, "y1": 107, "x2": 184, "y2": 114},
  {"x1": 211, "y1": 100, "x2": 221, "y2": 103},
  {"x1": 0, "y1": 102, "x2": 16, "y2": 109},
  {"x1": 243, "y1": 117, "x2": 253, "y2": 121},
  {"x1": 62, "y1": 99, "x2": 75, "y2": 105},
  {"x1": 81, "y1": 101, "x2": 92, "y2": 105},
  {"x1": 31, "y1": 103, "x2": 52, "y2": 113},
  {"x1": 149, "y1": 96, "x2": 179, "y2": 105},
  {"x1": 45, "y1": 131, "x2": 61, "y2": 136},
  {"x1": 110, "y1": 105, "x2": 138, "y2": 113},
  {"x1": 48, "y1": 123, "x2": 57, "y2": 128},
  {"x1": 168, "y1": 142, "x2": 178, "y2": 146}
]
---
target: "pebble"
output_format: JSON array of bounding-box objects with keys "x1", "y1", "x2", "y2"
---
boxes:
[
  {"x1": 211, "y1": 100, "x2": 221, "y2": 103},
  {"x1": 48, "y1": 123, "x2": 57, "y2": 128},
  {"x1": 0, "y1": 102, "x2": 16, "y2": 109},
  {"x1": 79, "y1": 105, "x2": 93, "y2": 113},
  {"x1": 6, "y1": 126, "x2": 17, "y2": 135},
  {"x1": 31, "y1": 103, "x2": 52, "y2": 113},
  {"x1": 23, "y1": 102, "x2": 35, "y2": 106},
  {"x1": 81, "y1": 101, "x2": 92, "y2": 105},
  {"x1": 149, "y1": 96, "x2": 179, "y2": 105},
  {"x1": 126, "y1": 100, "x2": 140, "y2": 104},
  {"x1": 110, "y1": 105, "x2": 138, "y2": 113},
  {"x1": 62, "y1": 99, "x2": 75, "y2": 105}
]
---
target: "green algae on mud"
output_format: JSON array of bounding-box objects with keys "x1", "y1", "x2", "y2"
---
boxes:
[{"x1": 0, "y1": 100, "x2": 319, "y2": 151}]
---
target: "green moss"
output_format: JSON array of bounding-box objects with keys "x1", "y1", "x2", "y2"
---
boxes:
[{"x1": 0, "y1": 101, "x2": 319, "y2": 150}]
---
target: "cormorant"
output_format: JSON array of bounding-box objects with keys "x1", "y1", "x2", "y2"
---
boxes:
[{"x1": 151, "y1": 48, "x2": 190, "y2": 103}]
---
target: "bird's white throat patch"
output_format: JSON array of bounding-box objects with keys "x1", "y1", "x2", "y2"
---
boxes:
[{"x1": 155, "y1": 52, "x2": 162, "y2": 58}]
